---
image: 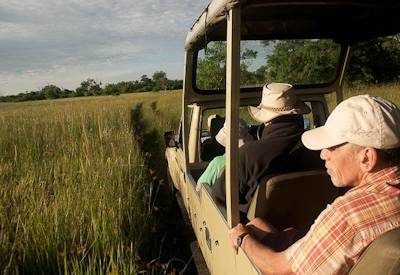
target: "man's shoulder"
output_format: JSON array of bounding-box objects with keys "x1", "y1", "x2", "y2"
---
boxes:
[
  {"x1": 329, "y1": 184, "x2": 400, "y2": 225},
  {"x1": 324, "y1": 190, "x2": 375, "y2": 221},
  {"x1": 331, "y1": 187, "x2": 381, "y2": 209}
]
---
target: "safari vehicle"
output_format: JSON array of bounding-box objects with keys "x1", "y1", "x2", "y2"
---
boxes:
[{"x1": 165, "y1": 0, "x2": 400, "y2": 274}]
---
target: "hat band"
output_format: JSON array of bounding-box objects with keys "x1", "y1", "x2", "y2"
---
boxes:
[{"x1": 259, "y1": 103, "x2": 296, "y2": 112}]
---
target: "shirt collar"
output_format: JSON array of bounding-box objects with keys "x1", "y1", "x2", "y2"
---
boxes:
[{"x1": 365, "y1": 165, "x2": 400, "y2": 187}]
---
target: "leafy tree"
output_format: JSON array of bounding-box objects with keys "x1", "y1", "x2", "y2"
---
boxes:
[
  {"x1": 76, "y1": 78, "x2": 102, "y2": 96},
  {"x1": 263, "y1": 36, "x2": 400, "y2": 86},
  {"x1": 124, "y1": 81, "x2": 140, "y2": 93},
  {"x1": 264, "y1": 40, "x2": 340, "y2": 84},
  {"x1": 197, "y1": 41, "x2": 227, "y2": 90},
  {"x1": 240, "y1": 48, "x2": 259, "y2": 86},
  {"x1": 61, "y1": 89, "x2": 74, "y2": 98},
  {"x1": 41, "y1": 84, "x2": 62, "y2": 99},
  {"x1": 139, "y1": 75, "x2": 154, "y2": 91},
  {"x1": 196, "y1": 42, "x2": 258, "y2": 89},
  {"x1": 347, "y1": 36, "x2": 400, "y2": 85},
  {"x1": 103, "y1": 83, "x2": 120, "y2": 95},
  {"x1": 152, "y1": 71, "x2": 168, "y2": 91},
  {"x1": 167, "y1": 79, "x2": 183, "y2": 90}
]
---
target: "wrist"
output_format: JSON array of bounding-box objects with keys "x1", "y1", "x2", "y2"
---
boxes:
[
  {"x1": 241, "y1": 232, "x2": 251, "y2": 250},
  {"x1": 236, "y1": 231, "x2": 249, "y2": 249}
]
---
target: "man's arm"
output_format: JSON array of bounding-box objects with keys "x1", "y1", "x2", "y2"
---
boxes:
[{"x1": 229, "y1": 223, "x2": 294, "y2": 275}]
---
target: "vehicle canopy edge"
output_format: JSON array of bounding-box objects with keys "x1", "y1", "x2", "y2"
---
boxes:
[
  {"x1": 185, "y1": 0, "x2": 400, "y2": 51},
  {"x1": 185, "y1": 0, "x2": 240, "y2": 50}
]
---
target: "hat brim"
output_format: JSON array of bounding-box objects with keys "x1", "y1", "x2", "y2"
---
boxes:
[
  {"x1": 248, "y1": 100, "x2": 311, "y2": 123},
  {"x1": 301, "y1": 126, "x2": 347, "y2": 150}
]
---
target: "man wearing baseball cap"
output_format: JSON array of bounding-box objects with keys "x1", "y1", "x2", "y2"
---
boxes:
[
  {"x1": 196, "y1": 119, "x2": 253, "y2": 191},
  {"x1": 229, "y1": 95, "x2": 400, "y2": 274}
]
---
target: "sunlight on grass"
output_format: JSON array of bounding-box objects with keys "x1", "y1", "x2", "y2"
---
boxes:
[
  {"x1": 325, "y1": 83, "x2": 400, "y2": 112},
  {"x1": 0, "y1": 91, "x2": 181, "y2": 274}
]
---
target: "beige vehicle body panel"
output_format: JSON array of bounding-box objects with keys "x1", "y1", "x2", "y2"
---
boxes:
[{"x1": 165, "y1": 0, "x2": 400, "y2": 274}]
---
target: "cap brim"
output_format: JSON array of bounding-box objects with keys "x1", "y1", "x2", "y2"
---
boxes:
[
  {"x1": 301, "y1": 126, "x2": 347, "y2": 150},
  {"x1": 215, "y1": 129, "x2": 226, "y2": 147}
]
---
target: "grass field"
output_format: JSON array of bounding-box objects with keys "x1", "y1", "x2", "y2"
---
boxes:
[
  {"x1": 327, "y1": 83, "x2": 400, "y2": 111},
  {"x1": 0, "y1": 84, "x2": 398, "y2": 274},
  {"x1": 0, "y1": 91, "x2": 181, "y2": 274}
]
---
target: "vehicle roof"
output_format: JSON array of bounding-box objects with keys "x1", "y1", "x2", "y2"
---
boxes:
[{"x1": 185, "y1": 0, "x2": 400, "y2": 50}]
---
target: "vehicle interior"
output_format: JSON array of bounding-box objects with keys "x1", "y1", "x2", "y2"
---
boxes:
[
  {"x1": 192, "y1": 98, "x2": 342, "y2": 234},
  {"x1": 165, "y1": 0, "x2": 400, "y2": 274}
]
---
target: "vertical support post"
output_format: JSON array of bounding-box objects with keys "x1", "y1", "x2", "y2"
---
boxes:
[
  {"x1": 337, "y1": 46, "x2": 351, "y2": 104},
  {"x1": 225, "y1": 6, "x2": 241, "y2": 228},
  {"x1": 182, "y1": 51, "x2": 193, "y2": 169}
]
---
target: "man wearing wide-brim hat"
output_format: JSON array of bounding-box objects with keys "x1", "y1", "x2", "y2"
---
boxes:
[
  {"x1": 212, "y1": 82, "x2": 311, "y2": 215},
  {"x1": 248, "y1": 82, "x2": 310, "y2": 125}
]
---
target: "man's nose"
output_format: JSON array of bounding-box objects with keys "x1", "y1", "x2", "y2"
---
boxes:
[{"x1": 320, "y1": 148, "x2": 329, "y2": 160}]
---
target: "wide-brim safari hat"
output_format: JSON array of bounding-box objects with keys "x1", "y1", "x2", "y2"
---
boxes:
[{"x1": 248, "y1": 83, "x2": 311, "y2": 123}]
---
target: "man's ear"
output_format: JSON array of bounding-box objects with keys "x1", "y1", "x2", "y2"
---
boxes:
[{"x1": 359, "y1": 147, "x2": 378, "y2": 172}]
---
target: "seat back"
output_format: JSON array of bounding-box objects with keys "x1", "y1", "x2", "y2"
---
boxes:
[
  {"x1": 200, "y1": 115, "x2": 225, "y2": 161},
  {"x1": 247, "y1": 170, "x2": 341, "y2": 232},
  {"x1": 349, "y1": 227, "x2": 400, "y2": 275}
]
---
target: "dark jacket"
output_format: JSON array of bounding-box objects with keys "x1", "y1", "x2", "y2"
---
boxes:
[{"x1": 212, "y1": 115, "x2": 305, "y2": 214}]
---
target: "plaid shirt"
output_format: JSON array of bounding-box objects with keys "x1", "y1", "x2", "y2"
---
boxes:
[{"x1": 286, "y1": 165, "x2": 400, "y2": 275}]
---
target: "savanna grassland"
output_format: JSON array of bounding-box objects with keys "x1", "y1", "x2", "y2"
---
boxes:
[
  {"x1": 0, "y1": 91, "x2": 181, "y2": 274},
  {"x1": 328, "y1": 83, "x2": 400, "y2": 111},
  {"x1": 0, "y1": 83, "x2": 399, "y2": 274}
]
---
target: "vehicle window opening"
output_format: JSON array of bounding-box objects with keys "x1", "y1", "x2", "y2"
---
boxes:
[{"x1": 195, "y1": 39, "x2": 341, "y2": 93}]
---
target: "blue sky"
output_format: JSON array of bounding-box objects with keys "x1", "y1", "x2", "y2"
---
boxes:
[{"x1": 0, "y1": 0, "x2": 209, "y2": 95}]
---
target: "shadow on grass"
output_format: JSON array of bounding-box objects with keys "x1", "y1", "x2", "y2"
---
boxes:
[{"x1": 130, "y1": 103, "x2": 196, "y2": 274}]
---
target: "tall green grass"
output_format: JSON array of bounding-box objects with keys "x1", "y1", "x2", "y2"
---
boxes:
[
  {"x1": 0, "y1": 91, "x2": 181, "y2": 274},
  {"x1": 326, "y1": 83, "x2": 400, "y2": 112}
]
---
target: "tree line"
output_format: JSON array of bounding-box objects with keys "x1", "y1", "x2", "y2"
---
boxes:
[
  {"x1": 196, "y1": 35, "x2": 400, "y2": 90},
  {"x1": 0, "y1": 71, "x2": 182, "y2": 102}
]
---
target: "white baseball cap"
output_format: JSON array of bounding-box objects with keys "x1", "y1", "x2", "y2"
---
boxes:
[
  {"x1": 302, "y1": 95, "x2": 400, "y2": 150},
  {"x1": 216, "y1": 119, "x2": 253, "y2": 147}
]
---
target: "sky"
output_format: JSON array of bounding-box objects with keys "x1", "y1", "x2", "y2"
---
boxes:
[{"x1": 0, "y1": 0, "x2": 209, "y2": 96}]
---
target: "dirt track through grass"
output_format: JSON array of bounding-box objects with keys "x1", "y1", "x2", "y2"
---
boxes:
[{"x1": 130, "y1": 100, "x2": 196, "y2": 274}]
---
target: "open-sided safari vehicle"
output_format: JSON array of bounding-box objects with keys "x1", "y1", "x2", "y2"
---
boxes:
[{"x1": 165, "y1": 0, "x2": 400, "y2": 274}]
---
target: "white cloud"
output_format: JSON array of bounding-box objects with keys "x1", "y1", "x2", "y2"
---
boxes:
[{"x1": 0, "y1": 0, "x2": 209, "y2": 95}]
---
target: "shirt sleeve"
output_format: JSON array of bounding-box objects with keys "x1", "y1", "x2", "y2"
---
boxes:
[
  {"x1": 198, "y1": 155, "x2": 225, "y2": 186},
  {"x1": 285, "y1": 202, "x2": 356, "y2": 274}
]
